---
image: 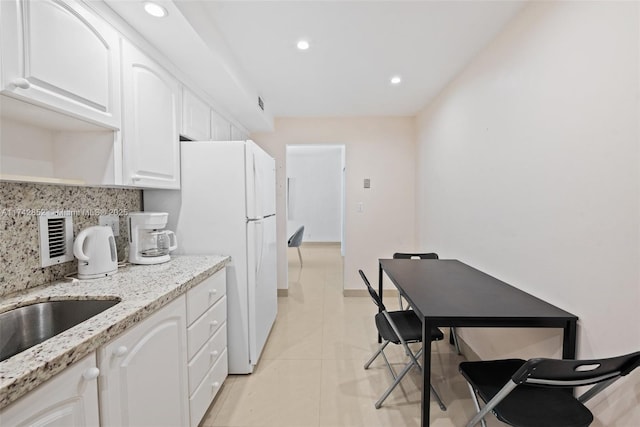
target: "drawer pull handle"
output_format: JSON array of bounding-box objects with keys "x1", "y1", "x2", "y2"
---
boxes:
[
  {"x1": 211, "y1": 350, "x2": 219, "y2": 358},
  {"x1": 209, "y1": 289, "x2": 217, "y2": 296},
  {"x1": 82, "y1": 367, "x2": 100, "y2": 381},
  {"x1": 210, "y1": 320, "x2": 219, "y2": 328},
  {"x1": 11, "y1": 78, "x2": 30, "y2": 89},
  {"x1": 212, "y1": 381, "x2": 220, "y2": 390},
  {"x1": 114, "y1": 346, "x2": 128, "y2": 357}
]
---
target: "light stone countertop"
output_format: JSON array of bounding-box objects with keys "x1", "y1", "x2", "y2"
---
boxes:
[{"x1": 0, "y1": 255, "x2": 230, "y2": 410}]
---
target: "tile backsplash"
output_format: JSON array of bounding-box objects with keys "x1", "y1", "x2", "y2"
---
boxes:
[{"x1": 1, "y1": 181, "x2": 142, "y2": 296}]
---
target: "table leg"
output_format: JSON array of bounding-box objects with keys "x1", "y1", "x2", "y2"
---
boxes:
[
  {"x1": 562, "y1": 320, "x2": 577, "y2": 359},
  {"x1": 378, "y1": 262, "x2": 383, "y2": 343},
  {"x1": 421, "y1": 319, "x2": 432, "y2": 427},
  {"x1": 561, "y1": 320, "x2": 578, "y2": 396}
]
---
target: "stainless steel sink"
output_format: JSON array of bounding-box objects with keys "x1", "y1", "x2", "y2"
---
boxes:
[{"x1": 0, "y1": 299, "x2": 120, "y2": 363}]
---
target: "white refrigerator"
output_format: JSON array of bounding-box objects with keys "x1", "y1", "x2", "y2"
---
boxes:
[{"x1": 144, "y1": 140, "x2": 277, "y2": 374}]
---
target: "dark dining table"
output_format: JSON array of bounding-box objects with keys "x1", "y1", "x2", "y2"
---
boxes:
[{"x1": 378, "y1": 259, "x2": 578, "y2": 427}]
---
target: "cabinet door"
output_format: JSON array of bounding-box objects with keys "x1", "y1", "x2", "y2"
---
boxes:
[
  {"x1": 182, "y1": 88, "x2": 210, "y2": 141},
  {"x1": 121, "y1": 39, "x2": 181, "y2": 189},
  {"x1": 98, "y1": 295, "x2": 189, "y2": 427},
  {"x1": 211, "y1": 109, "x2": 231, "y2": 141},
  {"x1": 0, "y1": 353, "x2": 100, "y2": 427},
  {"x1": 0, "y1": 0, "x2": 121, "y2": 129}
]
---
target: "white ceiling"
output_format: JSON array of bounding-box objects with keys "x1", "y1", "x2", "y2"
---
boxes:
[
  {"x1": 192, "y1": 1, "x2": 526, "y2": 117},
  {"x1": 103, "y1": 1, "x2": 526, "y2": 127}
]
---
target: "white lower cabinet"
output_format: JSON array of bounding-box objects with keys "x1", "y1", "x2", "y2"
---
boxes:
[
  {"x1": 186, "y1": 269, "x2": 228, "y2": 427},
  {"x1": 98, "y1": 295, "x2": 189, "y2": 427},
  {"x1": 188, "y1": 326, "x2": 227, "y2": 396},
  {"x1": 189, "y1": 349, "x2": 228, "y2": 427},
  {"x1": 0, "y1": 353, "x2": 100, "y2": 427},
  {"x1": 1, "y1": 269, "x2": 228, "y2": 427}
]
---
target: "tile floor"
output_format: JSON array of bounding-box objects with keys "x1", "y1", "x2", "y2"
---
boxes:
[{"x1": 201, "y1": 244, "x2": 497, "y2": 427}]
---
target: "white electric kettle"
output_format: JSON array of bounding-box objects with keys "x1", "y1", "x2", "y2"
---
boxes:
[{"x1": 73, "y1": 226, "x2": 118, "y2": 279}]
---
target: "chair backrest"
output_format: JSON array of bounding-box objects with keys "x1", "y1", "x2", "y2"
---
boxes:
[
  {"x1": 512, "y1": 351, "x2": 640, "y2": 387},
  {"x1": 358, "y1": 269, "x2": 386, "y2": 312},
  {"x1": 288, "y1": 226, "x2": 304, "y2": 247},
  {"x1": 393, "y1": 252, "x2": 439, "y2": 260}
]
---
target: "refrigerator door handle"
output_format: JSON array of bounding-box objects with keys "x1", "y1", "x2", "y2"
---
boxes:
[
  {"x1": 253, "y1": 154, "x2": 264, "y2": 218},
  {"x1": 255, "y1": 221, "x2": 264, "y2": 277}
]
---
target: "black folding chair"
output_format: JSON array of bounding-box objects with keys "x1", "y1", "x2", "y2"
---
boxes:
[
  {"x1": 392, "y1": 252, "x2": 461, "y2": 355},
  {"x1": 459, "y1": 351, "x2": 640, "y2": 427},
  {"x1": 359, "y1": 269, "x2": 447, "y2": 410}
]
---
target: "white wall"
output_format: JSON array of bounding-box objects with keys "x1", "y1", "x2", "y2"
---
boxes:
[
  {"x1": 287, "y1": 145, "x2": 343, "y2": 242},
  {"x1": 1, "y1": 119, "x2": 55, "y2": 177},
  {"x1": 416, "y1": 1, "x2": 639, "y2": 424},
  {"x1": 0, "y1": 118, "x2": 115, "y2": 184},
  {"x1": 252, "y1": 117, "x2": 417, "y2": 290}
]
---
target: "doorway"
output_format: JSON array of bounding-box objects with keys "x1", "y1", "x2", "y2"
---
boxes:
[{"x1": 286, "y1": 144, "x2": 346, "y2": 268}]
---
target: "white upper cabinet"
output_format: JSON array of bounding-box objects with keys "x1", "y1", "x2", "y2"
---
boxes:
[
  {"x1": 0, "y1": 0, "x2": 121, "y2": 129},
  {"x1": 121, "y1": 39, "x2": 181, "y2": 189},
  {"x1": 182, "y1": 88, "x2": 211, "y2": 141},
  {"x1": 230, "y1": 123, "x2": 248, "y2": 141},
  {"x1": 211, "y1": 109, "x2": 232, "y2": 141}
]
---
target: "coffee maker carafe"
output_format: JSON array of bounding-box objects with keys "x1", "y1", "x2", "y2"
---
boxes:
[{"x1": 128, "y1": 212, "x2": 177, "y2": 265}]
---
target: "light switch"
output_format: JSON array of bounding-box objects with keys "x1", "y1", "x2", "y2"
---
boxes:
[{"x1": 364, "y1": 178, "x2": 371, "y2": 189}]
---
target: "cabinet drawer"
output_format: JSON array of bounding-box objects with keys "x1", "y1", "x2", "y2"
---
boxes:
[
  {"x1": 189, "y1": 349, "x2": 228, "y2": 427},
  {"x1": 188, "y1": 325, "x2": 227, "y2": 396},
  {"x1": 187, "y1": 296, "x2": 226, "y2": 359},
  {"x1": 187, "y1": 270, "x2": 226, "y2": 325}
]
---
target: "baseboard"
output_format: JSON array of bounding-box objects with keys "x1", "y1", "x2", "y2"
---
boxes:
[
  {"x1": 455, "y1": 332, "x2": 479, "y2": 361},
  {"x1": 343, "y1": 289, "x2": 399, "y2": 298},
  {"x1": 300, "y1": 242, "x2": 340, "y2": 247},
  {"x1": 277, "y1": 289, "x2": 288, "y2": 297}
]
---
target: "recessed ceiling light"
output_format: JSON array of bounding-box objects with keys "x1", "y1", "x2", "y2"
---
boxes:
[
  {"x1": 390, "y1": 75, "x2": 402, "y2": 85},
  {"x1": 144, "y1": 2, "x2": 168, "y2": 18},
  {"x1": 297, "y1": 40, "x2": 310, "y2": 50}
]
